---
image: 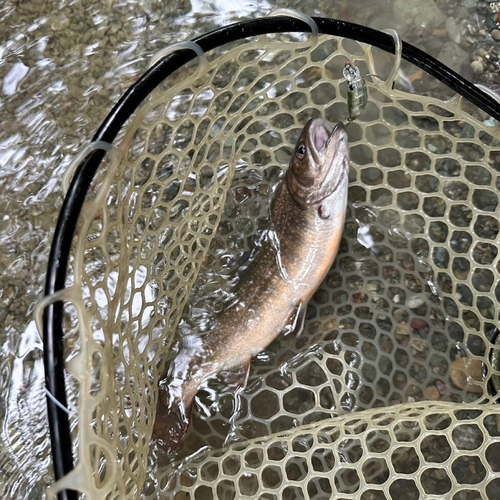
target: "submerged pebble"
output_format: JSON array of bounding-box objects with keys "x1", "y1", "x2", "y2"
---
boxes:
[
  {"x1": 446, "y1": 17, "x2": 461, "y2": 44},
  {"x1": 438, "y1": 42, "x2": 468, "y2": 73},
  {"x1": 408, "y1": 295, "x2": 426, "y2": 309},
  {"x1": 396, "y1": 324, "x2": 410, "y2": 337},
  {"x1": 450, "y1": 357, "x2": 485, "y2": 393},
  {"x1": 411, "y1": 318, "x2": 428, "y2": 330},
  {"x1": 471, "y1": 59, "x2": 484, "y2": 75},
  {"x1": 424, "y1": 385, "x2": 441, "y2": 401}
]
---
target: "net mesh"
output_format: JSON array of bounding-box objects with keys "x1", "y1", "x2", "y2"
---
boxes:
[{"x1": 40, "y1": 31, "x2": 500, "y2": 500}]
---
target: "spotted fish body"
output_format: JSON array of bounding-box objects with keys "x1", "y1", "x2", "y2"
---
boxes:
[{"x1": 154, "y1": 118, "x2": 350, "y2": 454}]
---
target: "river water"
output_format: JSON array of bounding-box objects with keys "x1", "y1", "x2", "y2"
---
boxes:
[{"x1": 1, "y1": 0, "x2": 498, "y2": 498}]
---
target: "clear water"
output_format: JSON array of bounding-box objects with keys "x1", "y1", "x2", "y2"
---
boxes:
[{"x1": 0, "y1": 0, "x2": 496, "y2": 498}]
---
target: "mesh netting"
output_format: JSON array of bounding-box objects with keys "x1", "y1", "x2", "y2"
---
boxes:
[{"x1": 39, "y1": 30, "x2": 500, "y2": 500}]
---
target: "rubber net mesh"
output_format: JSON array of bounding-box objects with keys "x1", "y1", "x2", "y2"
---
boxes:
[{"x1": 41, "y1": 32, "x2": 500, "y2": 499}]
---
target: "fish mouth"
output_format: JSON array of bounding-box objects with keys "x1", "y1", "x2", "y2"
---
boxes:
[
  {"x1": 286, "y1": 118, "x2": 349, "y2": 207},
  {"x1": 307, "y1": 120, "x2": 344, "y2": 165}
]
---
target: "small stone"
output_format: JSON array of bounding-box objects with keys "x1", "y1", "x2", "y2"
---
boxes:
[
  {"x1": 438, "y1": 42, "x2": 468, "y2": 74},
  {"x1": 436, "y1": 380, "x2": 447, "y2": 395},
  {"x1": 109, "y1": 22, "x2": 123, "y2": 35},
  {"x1": 466, "y1": 23, "x2": 476, "y2": 36},
  {"x1": 396, "y1": 324, "x2": 410, "y2": 336},
  {"x1": 393, "y1": 308, "x2": 407, "y2": 324},
  {"x1": 49, "y1": 13, "x2": 70, "y2": 31},
  {"x1": 450, "y1": 357, "x2": 485, "y2": 393},
  {"x1": 323, "y1": 318, "x2": 336, "y2": 331},
  {"x1": 492, "y1": 29, "x2": 500, "y2": 41},
  {"x1": 471, "y1": 59, "x2": 484, "y2": 75},
  {"x1": 411, "y1": 318, "x2": 428, "y2": 330},
  {"x1": 408, "y1": 295, "x2": 425, "y2": 309},
  {"x1": 424, "y1": 385, "x2": 440, "y2": 401},
  {"x1": 446, "y1": 17, "x2": 461, "y2": 44},
  {"x1": 411, "y1": 339, "x2": 428, "y2": 352},
  {"x1": 433, "y1": 28, "x2": 447, "y2": 38}
]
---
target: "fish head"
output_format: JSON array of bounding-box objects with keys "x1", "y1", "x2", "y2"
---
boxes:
[{"x1": 286, "y1": 118, "x2": 349, "y2": 207}]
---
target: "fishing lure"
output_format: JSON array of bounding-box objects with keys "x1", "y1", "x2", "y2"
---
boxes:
[{"x1": 343, "y1": 61, "x2": 368, "y2": 123}]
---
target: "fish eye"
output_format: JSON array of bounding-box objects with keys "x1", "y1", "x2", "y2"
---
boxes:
[{"x1": 296, "y1": 144, "x2": 306, "y2": 159}]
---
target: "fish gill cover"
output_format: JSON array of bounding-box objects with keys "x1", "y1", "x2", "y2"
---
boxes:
[{"x1": 37, "y1": 17, "x2": 500, "y2": 500}]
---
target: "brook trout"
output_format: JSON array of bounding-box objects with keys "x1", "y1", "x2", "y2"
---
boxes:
[{"x1": 154, "y1": 118, "x2": 349, "y2": 453}]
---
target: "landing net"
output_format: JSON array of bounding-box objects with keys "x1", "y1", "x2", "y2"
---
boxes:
[{"x1": 37, "y1": 14, "x2": 500, "y2": 500}]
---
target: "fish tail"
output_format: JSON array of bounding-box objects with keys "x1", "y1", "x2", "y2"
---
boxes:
[{"x1": 153, "y1": 377, "x2": 200, "y2": 454}]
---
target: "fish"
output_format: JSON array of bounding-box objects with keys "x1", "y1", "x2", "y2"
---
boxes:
[
  {"x1": 343, "y1": 61, "x2": 368, "y2": 123},
  {"x1": 489, "y1": 327, "x2": 500, "y2": 395},
  {"x1": 153, "y1": 117, "x2": 350, "y2": 454}
]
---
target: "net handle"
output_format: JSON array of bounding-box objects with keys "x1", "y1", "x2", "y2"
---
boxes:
[{"x1": 42, "y1": 15, "x2": 500, "y2": 500}]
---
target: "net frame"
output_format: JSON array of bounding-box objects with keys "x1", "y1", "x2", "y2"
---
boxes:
[{"x1": 38, "y1": 15, "x2": 500, "y2": 500}]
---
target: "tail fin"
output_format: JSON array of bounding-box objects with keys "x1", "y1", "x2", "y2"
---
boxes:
[{"x1": 153, "y1": 379, "x2": 198, "y2": 455}]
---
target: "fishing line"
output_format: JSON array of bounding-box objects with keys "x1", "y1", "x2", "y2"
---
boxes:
[
  {"x1": 265, "y1": 9, "x2": 373, "y2": 126},
  {"x1": 45, "y1": 387, "x2": 75, "y2": 415}
]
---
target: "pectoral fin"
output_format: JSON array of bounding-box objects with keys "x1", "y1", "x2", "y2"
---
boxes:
[
  {"x1": 319, "y1": 203, "x2": 331, "y2": 219},
  {"x1": 285, "y1": 300, "x2": 306, "y2": 337},
  {"x1": 220, "y1": 360, "x2": 251, "y2": 393}
]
